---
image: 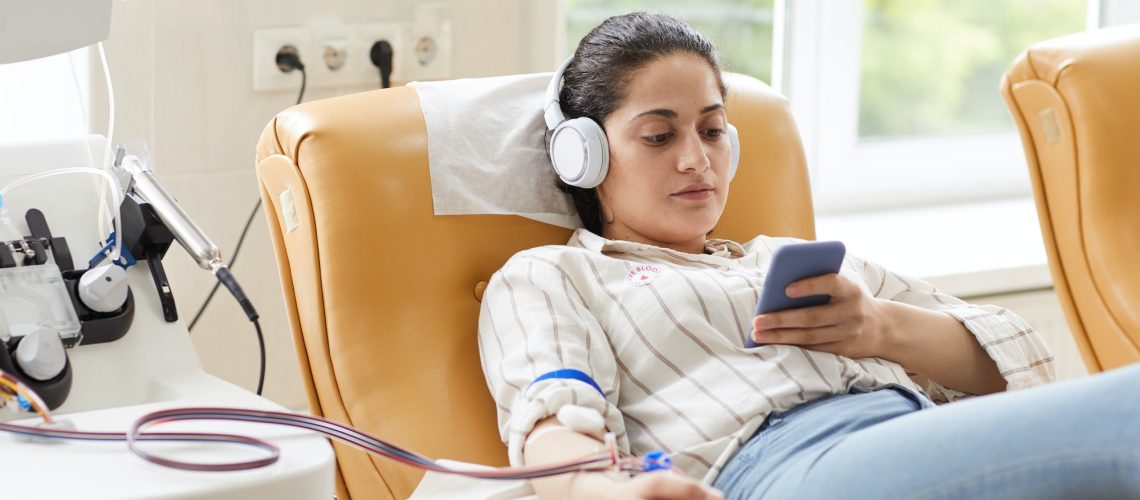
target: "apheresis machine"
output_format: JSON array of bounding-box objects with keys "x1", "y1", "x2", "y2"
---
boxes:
[{"x1": 0, "y1": 2, "x2": 335, "y2": 498}]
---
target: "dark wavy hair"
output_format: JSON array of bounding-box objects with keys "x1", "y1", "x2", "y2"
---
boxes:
[{"x1": 555, "y1": 12, "x2": 726, "y2": 235}]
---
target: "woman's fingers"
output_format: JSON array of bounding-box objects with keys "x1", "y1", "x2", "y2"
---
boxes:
[
  {"x1": 754, "y1": 303, "x2": 843, "y2": 331},
  {"x1": 752, "y1": 325, "x2": 847, "y2": 346},
  {"x1": 785, "y1": 273, "x2": 866, "y2": 302},
  {"x1": 784, "y1": 273, "x2": 841, "y2": 298}
]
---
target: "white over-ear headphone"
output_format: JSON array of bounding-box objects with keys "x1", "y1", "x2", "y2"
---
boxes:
[{"x1": 543, "y1": 57, "x2": 741, "y2": 189}]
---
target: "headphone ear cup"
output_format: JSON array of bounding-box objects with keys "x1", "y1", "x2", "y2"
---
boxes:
[
  {"x1": 549, "y1": 117, "x2": 610, "y2": 188},
  {"x1": 726, "y1": 123, "x2": 740, "y2": 182}
]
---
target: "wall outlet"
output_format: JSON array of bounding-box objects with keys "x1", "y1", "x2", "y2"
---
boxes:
[
  {"x1": 310, "y1": 26, "x2": 354, "y2": 87},
  {"x1": 252, "y1": 26, "x2": 310, "y2": 91},
  {"x1": 354, "y1": 23, "x2": 405, "y2": 88},
  {"x1": 406, "y1": 4, "x2": 451, "y2": 81},
  {"x1": 253, "y1": 21, "x2": 422, "y2": 93}
]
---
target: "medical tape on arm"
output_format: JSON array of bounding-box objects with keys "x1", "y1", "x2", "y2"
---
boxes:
[{"x1": 525, "y1": 369, "x2": 608, "y2": 437}]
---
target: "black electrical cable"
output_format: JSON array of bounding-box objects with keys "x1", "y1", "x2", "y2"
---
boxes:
[
  {"x1": 211, "y1": 266, "x2": 263, "y2": 395},
  {"x1": 189, "y1": 266, "x2": 266, "y2": 398},
  {"x1": 252, "y1": 318, "x2": 266, "y2": 396},
  {"x1": 296, "y1": 67, "x2": 307, "y2": 103},
  {"x1": 187, "y1": 200, "x2": 261, "y2": 331},
  {"x1": 187, "y1": 67, "x2": 304, "y2": 332},
  {"x1": 190, "y1": 64, "x2": 307, "y2": 334},
  {"x1": 185, "y1": 62, "x2": 306, "y2": 396}
]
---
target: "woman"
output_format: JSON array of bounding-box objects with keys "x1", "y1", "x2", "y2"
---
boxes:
[{"x1": 479, "y1": 12, "x2": 1140, "y2": 500}]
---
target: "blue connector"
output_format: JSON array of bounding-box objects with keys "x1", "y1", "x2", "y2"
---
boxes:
[
  {"x1": 641, "y1": 450, "x2": 672, "y2": 472},
  {"x1": 87, "y1": 231, "x2": 137, "y2": 269},
  {"x1": 17, "y1": 395, "x2": 32, "y2": 412}
]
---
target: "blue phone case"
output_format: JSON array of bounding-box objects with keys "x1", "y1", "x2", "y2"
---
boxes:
[{"x1": 745, "y1": 240, "x2": 846, "y2": 348}]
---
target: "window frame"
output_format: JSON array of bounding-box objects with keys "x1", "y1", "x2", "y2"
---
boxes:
[{"x1": 783, "y1": 0, "x2": 1102, "y2": 214}]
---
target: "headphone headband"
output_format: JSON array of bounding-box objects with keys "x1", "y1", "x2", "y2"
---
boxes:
[{"x1": 543, "y1": 57, "x2": 573, "y2": 130}]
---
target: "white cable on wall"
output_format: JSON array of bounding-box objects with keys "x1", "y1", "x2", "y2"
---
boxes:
[
  {"x1": 68, "y1": 47, "x2": 114, "y2": 241},
  {"x1": 94, "y1": 41, "x2": 117, "y2": 255}
]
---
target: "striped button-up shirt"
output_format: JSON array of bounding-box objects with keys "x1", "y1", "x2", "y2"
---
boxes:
[{"x1": 478, "y1": 229, "x2": 1055, "y2": 482}]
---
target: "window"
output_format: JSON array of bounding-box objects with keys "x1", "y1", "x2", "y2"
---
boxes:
[
  {"x1": 564, "y1": 0, "x2": 777, "y2": 84},
  {"x1": 560, "y1": 0, "x2": 1107, "y2": 214},
  {"x1": 787, "y1": 0, "x2": 1090, "y2": 213},
  {"x1": 0, "y1": 49, "x2": 92, "y2": 144}
]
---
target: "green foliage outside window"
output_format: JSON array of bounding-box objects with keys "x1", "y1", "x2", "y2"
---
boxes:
[
  {"x1": 565, "y1": 0, "x2": 1087, "y2": 142},
  {"x1": 859, "y1": 0, "x2": 1086, "y2": 139}
]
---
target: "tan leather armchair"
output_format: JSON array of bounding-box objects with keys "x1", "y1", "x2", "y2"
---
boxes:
[
  {"x1": 1002, "y1": 25, "x2": 1140, "y2": 373},
  {"x1": 255, "y1": 73, "x2": 815, "y2": 500}
]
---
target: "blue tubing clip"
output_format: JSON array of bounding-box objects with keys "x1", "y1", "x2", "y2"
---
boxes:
[
  {"x1": 641, "y1": 450, "x2": 672, "y2": 472},
  {"x1": 88, "y1": 231, "x2": 137, "y2": 269}
]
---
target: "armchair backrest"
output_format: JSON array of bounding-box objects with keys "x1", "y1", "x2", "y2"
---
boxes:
[
  {"x1": 1001, "y1": 26, "x2": 1140, "y2": 372},
  {"x1": 255, "y1": 72, "x2": 814, "y2": 500}
]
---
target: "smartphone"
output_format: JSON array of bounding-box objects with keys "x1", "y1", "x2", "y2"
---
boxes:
[{"x1": 745, "y1": 240, "x2": 846, "y2": 348}]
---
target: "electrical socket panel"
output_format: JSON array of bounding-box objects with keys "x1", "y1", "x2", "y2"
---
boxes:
[
  {"x1": 406, "y1": 4, "x2": 451, "y2": 82},
  {"x1": 309, "y1": 25, "x2": 354, "y2": 88},
  {"x1": 252, "y1": 26, "x2": 310, "y2": 92},
  {"x1": 252, "y1": 22, "x2": 422, "y2": 93},
  {"x1": 353, "y1": 23, "x2": 405, "y2": 88}
]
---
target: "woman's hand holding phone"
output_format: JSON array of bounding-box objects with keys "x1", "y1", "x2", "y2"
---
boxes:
[
  {"x1": 750, "y1": 272, "x2": 889, "y2": 359},
  {"x1": 747, "y1": 241, "x2": 888, "y2": 359}
]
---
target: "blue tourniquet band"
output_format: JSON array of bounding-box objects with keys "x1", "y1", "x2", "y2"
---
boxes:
[{"x1": 528, "y1": 369, "x2": 605, "y2": 397}]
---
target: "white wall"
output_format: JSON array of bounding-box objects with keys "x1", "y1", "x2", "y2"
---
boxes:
[{"x1": 95, "y1": 0, "x2": 560, "y2": 410}]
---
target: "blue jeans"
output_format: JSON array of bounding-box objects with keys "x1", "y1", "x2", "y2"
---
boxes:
[{"x1": 714, "y1": 363, "x2": 1140, "y2": 499}]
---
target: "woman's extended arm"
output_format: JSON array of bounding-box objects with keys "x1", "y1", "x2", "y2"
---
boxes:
[
  {"x1": 874, "y1": 299, "x2": 1006, "y2": 395},
  {"x1": 751, "y1": 274, "x2": 1005, "y2": 395},
  {"x1": 751, "y1": 258, "x2": 1053, "y2": 396},
  {"x1": 525, "y1": 416, "x2": 722, "y2": 500}
]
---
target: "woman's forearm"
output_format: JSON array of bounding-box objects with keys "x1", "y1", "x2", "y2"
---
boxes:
[
  {"x1": 524, "y1": 417, "x2": 624, "y2": 500},
  {"x1": 875, "y1": 299, "x2": 1007, "y2": 396}
]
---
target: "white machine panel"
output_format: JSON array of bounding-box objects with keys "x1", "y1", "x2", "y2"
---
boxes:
[{"x1": 0, "y1": 136, "x2": 335, "y2": 499}]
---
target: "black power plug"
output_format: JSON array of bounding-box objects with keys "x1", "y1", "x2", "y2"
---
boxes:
[
  {"x1": 274, "y1": 44, "x2": 306, "y2": 104},
  {"x1": 369, "y1": 40, "x2": 394, "y2": 88},
  {"x1": 275, "y1": 44, "x2": 305, "y2": 72}
]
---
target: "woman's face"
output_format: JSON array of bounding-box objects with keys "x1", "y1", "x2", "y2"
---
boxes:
[{"x1": 597, "y1": 52, "x2": 731, "y2": 253}]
